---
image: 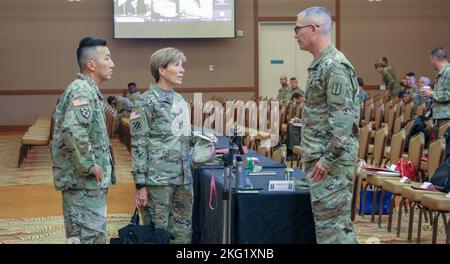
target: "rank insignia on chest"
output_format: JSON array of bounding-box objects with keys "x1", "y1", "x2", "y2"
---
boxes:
[
  {"x1": 72, "y1": 98, "x2": 89, "y2": 107},
  {"x1": 80, "y1": 108, "x2": 91, "y2": 119},
  {"x1": 130, "y1": 111, "x2": 141, "y2": 120}
]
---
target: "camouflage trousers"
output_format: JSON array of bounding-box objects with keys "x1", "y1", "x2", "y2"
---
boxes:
[
  {"x1": 140, "y1": 184, "x2": 193, "y2": 244},
  {"x1": 62, "y1": 188, "x2": 108, "y2": 244},
  {"x1": 303, "y1": 160, "x2": 357, "y2": 244}
]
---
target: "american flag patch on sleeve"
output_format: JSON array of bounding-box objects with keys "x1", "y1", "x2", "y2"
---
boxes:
[
  {"x1": 71, "y1": 98, "x2": 89, "y2": 107},
  {"x1": 130, "y1": 111, "x2": 141, "y2": 120}
]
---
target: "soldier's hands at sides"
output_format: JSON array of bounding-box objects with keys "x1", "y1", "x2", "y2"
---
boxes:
[
  {"x1": 310, "y1": 162, "x2": 329, "y2": 182},
  {"x1": 135, "y1": 187, "x2": 148, "y2": 208},
  {"x1": 90, "y1": 164, "x2": 104, "y2": 183}
]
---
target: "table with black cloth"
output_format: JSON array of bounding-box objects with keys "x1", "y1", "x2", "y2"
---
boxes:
[{"x1": 191, "y1": 136, "x2": 316, "y2": 244}]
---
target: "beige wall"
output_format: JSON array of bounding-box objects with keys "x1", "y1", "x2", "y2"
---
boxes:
[{"x1": 1, "y1": 0, "x2": 449, "y2": 125}]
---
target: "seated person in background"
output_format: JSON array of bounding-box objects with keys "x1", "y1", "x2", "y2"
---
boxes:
[
  {"x1": 399, "y1": 76, "x2": 409, "y2": 92},
  {"x1": 285, "y1": 77, "x2": 304, "y2": 102},
  {"x1": 276, "y1": 75, "x2": 289, "y2": 102},
  {"x1": 417, "y1": 76, "x2": 432, "y2": 107},
  {"x1": 285, "y1": 92, "x2": 304, "y2": 157},
  {"x1": 357, "y1": 77, "x2": 369, "y2": 103},
  {"x1": 107, "y1": 95, "x2": 134, "y2": 133},
  {"x1": 406, "y1": 72, "x2": 423, "y2": 106},
  {"x1": 126, "y1": 82, "x2": 141, "y2": 105}
]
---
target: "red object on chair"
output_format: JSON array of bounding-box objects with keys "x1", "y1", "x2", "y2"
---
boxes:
[{"x1": 395, "y1": 159, "x2": 415, "y2": 180}]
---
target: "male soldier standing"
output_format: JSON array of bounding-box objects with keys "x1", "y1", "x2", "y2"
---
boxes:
[
  {"x1": 374, "y1": 57, "x2": 400, "y2": 99},
  {"x1": 276, "y1": 75, "x2": 289, "y2": 102},
  {"x1": 52, "y1": 37, "x2": 115, "y2": 244},
  {"x1": 295, "y1": 7, "x2": 359, "y2": 244},
  {"x1": 422, "y1": 47, "x2": 450, "y2": 136}
]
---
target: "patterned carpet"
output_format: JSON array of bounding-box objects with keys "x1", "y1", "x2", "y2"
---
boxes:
[
  {"x1": 0, "y1": 135, "x2": 447, "y2": 244},
  {"x1": 0, "y1": 136, "x2": 133, "y2": 186},
  {"x1": 0, "y1": 214, "x2": 131, "y2": 244}
]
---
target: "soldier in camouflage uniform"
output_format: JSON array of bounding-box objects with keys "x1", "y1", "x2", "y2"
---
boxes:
[
  {"x1": 276, "y1": 75, "x2": 289, "y2": 102},
  {"x1": 294, "y1": 7, "x2": 359, "y2": 244},
  {"x1": 130, "y1": 47, "x2": 215, "y2": 244},
  {"x1": 51, "y1": 37, "x2": 116, "y2": 244},
  {"x1": 422, "y1": 47, "x2": 450, "y2": 135},
  {"x1": 285, "y1": 77, "x2": 305, "y2": 102},
  {"x1": 374, "y1": 57, "x2": 400, "y2": 99},
  {"x1": 126, "y1": 82, "x2": 142, "y2": 105}
]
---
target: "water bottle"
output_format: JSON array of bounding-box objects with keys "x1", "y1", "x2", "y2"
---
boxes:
[{"x1": 235, "y1": 156, "x2": 247, "y2": 189}]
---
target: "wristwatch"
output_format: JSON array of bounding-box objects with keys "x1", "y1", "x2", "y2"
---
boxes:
[{"x1": 135, "y1": 184, "x2": 145, "y2": 190}]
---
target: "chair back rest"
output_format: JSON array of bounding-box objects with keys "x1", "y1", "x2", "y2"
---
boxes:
[
  {"x1": 374, "y1": 105, "x2": 382, "y2": 130},
  {"x1": 428, "y1": 138, "x2": 446, "y2": 177},
  {"x1": 271, "y1": 144, "x2": 287, "y2": 164},
  {"x1": 363, "y1": 102, "x2": 373, "y2": 126},
  {"x1": 393, "y1": 115, "x2": 403, "y2": 135},
  {"x1": 358, "y1": 123, "x2": 372, "y2": 160},
  {"x1": 372, "y1": 127, "x2": 388, "y2": 167},
  {"x1": 408, "y1": 132, "x2": 425, "y2": 172},
  {"x1": 389, "y1": 129, "x2": 406, "y2": 165},
  {"x1": 438, "y1": 121, "x2": 450, "y2": 138},
  {"x1": 404, "y1": 102, "x2": 414, "y2": 121},
  {"x1": 416, "y1": 103, "x2": 426, "y2": 117}
]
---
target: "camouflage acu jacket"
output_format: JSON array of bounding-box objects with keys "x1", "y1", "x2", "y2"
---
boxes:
[
  {"x1": 383, "y1": 66, "x2": 400, "y2": 97},
  {"x1": 432, "y1": 63, "x2": 450, "y2": 120},
  {"x1": 130, "y1": 84, "x2": 213, "y2": 186},
  {"x1": 52, "y1": 73, "x2": 115, "y2": 191},
  {"x1": 300, "y1": 44, "x2": 360, "y2": 169}
]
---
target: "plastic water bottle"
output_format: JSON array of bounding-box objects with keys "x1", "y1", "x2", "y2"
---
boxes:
[{"x1": 235, "y1": 156, "x2": 247, "y2": 189}]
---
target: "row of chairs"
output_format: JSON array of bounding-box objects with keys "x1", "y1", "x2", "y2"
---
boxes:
[{"x1": 18, "y1": 116, "x2": 52, "y2": 167}]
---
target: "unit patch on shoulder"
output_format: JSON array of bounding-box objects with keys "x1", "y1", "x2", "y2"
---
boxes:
[{"x1": 80, "y1": 107, "x2": 91, "y2": 119}]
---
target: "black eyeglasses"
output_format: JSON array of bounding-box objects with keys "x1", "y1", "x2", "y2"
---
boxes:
[{"x1": 294, "y1": 24, "x2": 320, "y2": 34}]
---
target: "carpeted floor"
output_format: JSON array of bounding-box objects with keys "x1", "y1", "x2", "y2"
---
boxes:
[
  {"x1": 0, "y1": 135, "x2": 448, "y2": 244},
  {"x1": 0, "y1": 214, "x2": 131, "y2": 244},
  {"x1": 0, "y1": 136, "x2": 133, "y2": 186}
]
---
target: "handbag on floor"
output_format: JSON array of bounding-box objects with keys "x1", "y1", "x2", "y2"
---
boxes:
[{"x1": 110, "y1": 208, "x2": 174, "y2": 244}]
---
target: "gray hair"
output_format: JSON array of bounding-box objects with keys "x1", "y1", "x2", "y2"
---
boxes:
[
  {"x1": 150, "y1": 47, "x2": 187, "y2": 82},
  {"x1": 297, "y1": 6, "x2": 332, "y2": 36},
  {"x1": 419, "y1": 76, "x2": 430, "y2": 86},
  {"x1": 431, "y1": 47, "x2": 448, "y2": 61}
]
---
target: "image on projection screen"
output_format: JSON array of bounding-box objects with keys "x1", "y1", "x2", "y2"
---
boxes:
[{"x1": 113, "y1": 0, "x2": 235, "y2": 39}]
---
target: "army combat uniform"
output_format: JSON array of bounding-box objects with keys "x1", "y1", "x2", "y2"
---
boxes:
[
  {"x1": 277, "y1": 86, "x2": 289, "y2": 102},
  {"x1": 52, "y1": 73, "x2": 115, "y2": 244},
  {"x1": 383, "y1": 66, "x2": 400, "y2": 98},
  {"x1": 130, "y1": 84, "x2": 213, "y2": 244},
  {"x1": 431, "y1": 63, "x2": 450, "y2": 133},
  {"x1": 299, "y1": 45, "x2": 359, "y2": 244},
  {"x1": 126, "y1": 90, "x2": 142, "y2": 105}
]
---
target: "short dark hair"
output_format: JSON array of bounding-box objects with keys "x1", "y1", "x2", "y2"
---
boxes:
[
  {"x1": 127, "y1": 82, "x2": 136, "y2": 88},
  {"x1": 431, "y1": 47, "x2": 448, "y2": 60},
  {"x1": 107, "y1": 96, "x2": 116, "y2": 105},
  {"x1": 357, "y1": 77, "x2": 364, "y2": 87},
  {"x1": 290, "y1": 77, "x2": 297, "y2": 81},
  {"x1": 398, "y1": 91, "x2": 408, "y2": 99},
  {"x1": 406, "y1": 72, "x2": 416, "y2": 77},
  {"x1": 292, "y1": 92, "x2": 302, "y2": 100},
  {"x1": 77, "y1": 37, "x2": 107, "y2": 68}
]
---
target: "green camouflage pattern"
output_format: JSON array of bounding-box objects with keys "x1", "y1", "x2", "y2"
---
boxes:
[
  {"x1": 383, "y1": 66, "x2": 400, "y2": 97},
  {"x1": 126, "y1": 91, "x2": 142, "y2": 105},
  {"x1": 285, "y1": 87, "x2": 304, "y2": 102},
  {"x1": 140, "y1": 184, "x2": 193, "y2": 244},
  {"x1": 277, "y1": 86, "x2": 289, "y2": 101},
  {"x1": 431, "y1": 64, "x2": 450, "y2": 119},
  {"x1": 62, "y1": 188, "x2": 108, "y2": 244},
  {"x1": 130, "y1": 84, "x2": 213, "y2": 186},
  {"x1": 52, "y1": 73, "x2": 115, "y2": 191}
]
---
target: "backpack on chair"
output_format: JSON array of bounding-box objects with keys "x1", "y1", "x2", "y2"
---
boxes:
[{"x1": 404, "y1": 116, "x2": 430, "y2": 152}]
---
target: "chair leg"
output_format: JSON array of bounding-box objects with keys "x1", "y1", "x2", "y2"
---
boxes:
[
  {"x1": 362, "y1": 184, "x2": 369, "y2": 218},
  {"x1": 371, "y1": 187, "x2": 378, "y2": 223},
  {"x1": 446, "y1": 215, "x2": 450, "y2": 244},
  {"x1": 397, "y1": 197, "x2": 405, "y2": 237},
  {"x1": 428, "y1": 210, "x2": 434, "y2": 226},
  {"x1": 387, "y1": 194, "x2": 396, "y2": 232},
  {"x1": 407, "y1": 202, "x2": 416, "y2": 242},
  {"x1": 432, "y1": 212, "x2": 441, "y2": 244},
  {"x1": 378, "y1": 189, "x2": 385, "y2": 227},
  {"x1": 417, "y1": 207, "x2": 423, "y2": 244}
]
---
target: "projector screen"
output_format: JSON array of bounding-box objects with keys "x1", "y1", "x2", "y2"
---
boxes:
[{"x1": 113, "y1": 0, "x2": 235, "y2": 39}]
